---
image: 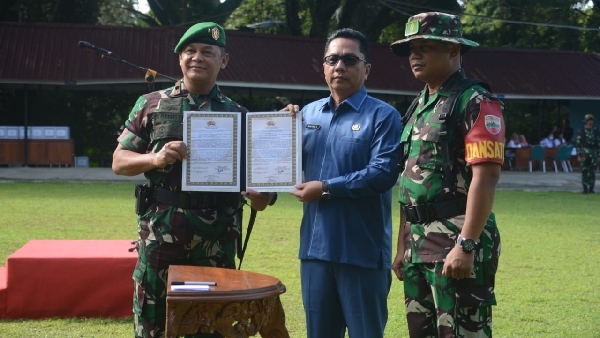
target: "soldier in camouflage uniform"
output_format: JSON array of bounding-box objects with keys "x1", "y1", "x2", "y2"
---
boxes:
[
  {"x1": 389, "y1": 13, "x2": 505, "y2": 337},
  {"x1": 575, "y1": 114, "x2": 600, "y2": 193},
  {"x1": 112, "y1": 22, "x2": 275, "y2": 338}
]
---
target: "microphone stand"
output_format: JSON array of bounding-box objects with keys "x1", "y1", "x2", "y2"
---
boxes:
[{"x1": 82, "y1": 46, "x2": 178, "y2": 85}]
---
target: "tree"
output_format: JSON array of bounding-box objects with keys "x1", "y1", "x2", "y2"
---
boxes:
[
  {"x1": 579, "y1": 0, "x2": 600, "y2": 52},
  {"x1": 462, "y1": 0, "x2": 594, "y2": 51},
  {"x1": 226, "y1": 0, "x2": 288, "y2": 34},
  {"x1": 145, "y1": 0, "x2": 244, "y2": 26},
  {"x1": 227, "y1": 0, "x2": 461, "y2": 42},
  {"x1": 3, "y1": 0, "x2": 148, "y2": 26}
]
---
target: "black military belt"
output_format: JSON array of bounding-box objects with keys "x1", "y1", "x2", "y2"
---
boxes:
[
  {"x1": 402, "y1": 197, "x2": 467, "y2": 224},
  {"x1": 153, "y1": 186, "x2": 240, "y2": 209}
]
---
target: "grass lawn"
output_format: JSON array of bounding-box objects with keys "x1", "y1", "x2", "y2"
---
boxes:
[{"x1": 0, "y1": 182, "x2": 599, "y2": 337}]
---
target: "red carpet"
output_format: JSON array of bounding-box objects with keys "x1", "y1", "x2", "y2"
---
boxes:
[{"x1": 3, "y1": 240, "x2": 137, "y2": 319}]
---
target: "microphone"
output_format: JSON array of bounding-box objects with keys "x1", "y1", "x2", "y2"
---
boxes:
[{"x1": 78, "y1": 41, "x2": 113, "y2": 55}]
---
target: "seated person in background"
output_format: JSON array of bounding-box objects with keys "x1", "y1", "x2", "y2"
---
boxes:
[
  {"x1": 507, "y1": 133, "x2": 523, "y2": 148},
  {"x1": 518, "y1": 134, "x2": 529, "y2": 146},
  {"x1": 540, "y1": 131, "x2": 556, "y2": 148},
  {"x1": 553, "y1": 132, "x2": 566, "y2": 147},
  {"x1": 562, "y1": 119, "x2": 574, "y2": 144},
  {"x1": 552, "y1": 125, "x2": 561, "y2": 139},
  {"x1": 505, "y1": 133, "x2": 521, "y2": 159}
]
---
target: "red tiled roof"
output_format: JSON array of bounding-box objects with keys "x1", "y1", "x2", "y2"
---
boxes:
[{"x1": 1, "y1": 21, "x2": 600, "y2": 100}]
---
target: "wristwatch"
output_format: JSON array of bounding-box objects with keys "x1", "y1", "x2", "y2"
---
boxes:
[
  {"x1": 456, "y1": 235, "x2": 479, "y2": 253},
  {"x1": 321, "y1": 180, "x2": 332, "y2": 200}
]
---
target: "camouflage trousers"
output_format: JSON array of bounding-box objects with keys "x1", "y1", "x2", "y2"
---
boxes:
[
  {"x1": 132, "y1": 236, "x2": 236, "y2": 338},
  {"x1": 580, "y1": 152, "x2": 597, "y2": 191},
  {"x1": 402, "y1": 261, "x2": 496, "y2": 338}
]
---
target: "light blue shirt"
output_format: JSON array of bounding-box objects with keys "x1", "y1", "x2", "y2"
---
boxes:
[{"x1": 298, "y1": 86, "x2": 403, "y2": 270}]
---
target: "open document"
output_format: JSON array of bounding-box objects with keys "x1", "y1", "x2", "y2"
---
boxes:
[{"x1": 182, "y1": 111, "x2": 302, "y2": 192}]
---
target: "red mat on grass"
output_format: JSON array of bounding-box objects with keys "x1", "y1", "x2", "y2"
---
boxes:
[
  {"x1": 4, "y1": 240, "x2": 137, "y2": 319},
  {"x1": 0, "y1": 267, "x2": 6, "y2": 318}
]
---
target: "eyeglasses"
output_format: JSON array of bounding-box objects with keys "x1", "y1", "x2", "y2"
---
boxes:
[{"x1": 323, "y1": 54, "x2": 367, "y2": 67}]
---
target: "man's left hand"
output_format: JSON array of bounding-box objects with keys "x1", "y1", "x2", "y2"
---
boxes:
[
  {"x1": 442, "y1": 246, "x2": 474, "y2": 279},
  {"x1": 242, "y1": 189, "x2": 270, "y2": 211},
  {"x1": 290, "y1": 181, "x2": 322, "y2": 202}
]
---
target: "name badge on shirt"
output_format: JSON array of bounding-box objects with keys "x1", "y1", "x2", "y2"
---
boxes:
[{"x1": 306, "y1": 124, "x2": 321, "y2": 130}]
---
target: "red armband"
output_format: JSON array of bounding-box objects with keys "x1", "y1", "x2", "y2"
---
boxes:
[{"x1": 464, "y1": 100, "x2": 505, "y2": 165}]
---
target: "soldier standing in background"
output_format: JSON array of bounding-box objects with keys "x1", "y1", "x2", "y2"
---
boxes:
[{"x1": 575, "y1": 114, "x2": 600, "y2": 194}]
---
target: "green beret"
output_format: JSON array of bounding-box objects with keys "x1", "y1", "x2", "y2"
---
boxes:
[{"x1": 174, "y1": 22, "x2": 226, "y2": 53}]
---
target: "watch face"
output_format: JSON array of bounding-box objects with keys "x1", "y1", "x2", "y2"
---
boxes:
[{"x1": 461, "y1": 238, "x2": 477, "y2": 253}]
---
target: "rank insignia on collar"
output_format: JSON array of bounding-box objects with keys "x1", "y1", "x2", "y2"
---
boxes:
[{"x1": 352, "y1": 124, "x2": 360, "y2": 131}]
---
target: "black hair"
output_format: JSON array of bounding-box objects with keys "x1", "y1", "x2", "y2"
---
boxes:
[{"x1": 324, "y1": 28, "x2": 370, "y2": 63}]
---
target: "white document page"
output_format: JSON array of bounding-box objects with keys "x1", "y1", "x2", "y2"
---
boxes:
[
  {"x1": 182, "y1": 112, "x2": 241, "y2": 192},
  {"x1": 246, "y1": 112, "x2": 303, "y2": 192}
]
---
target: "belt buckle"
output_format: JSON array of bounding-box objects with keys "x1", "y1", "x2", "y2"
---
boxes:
[
  {"x1": 414, "y1": 204, "x2": 430, "y2": 224},
  {"x1": 403, "y1": 205, "x2": 420, "y2": 223},
  {"x1": 403, "y1": 204, "x2": 433, "y2": 224}
]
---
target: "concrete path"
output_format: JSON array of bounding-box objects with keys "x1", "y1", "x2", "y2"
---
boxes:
[{"x1": 0, "y1": 167, "x2": 585, "y2": 192}]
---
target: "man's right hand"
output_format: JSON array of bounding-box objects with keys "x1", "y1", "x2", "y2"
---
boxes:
[
  {"x1": 154, "y1": 141, "x2": 187, "y2": 168},
  {"x1": 392, "y1": 254, "x2": 404, "y2": 281},
  {"x1": 280, "y1": 104, "x2": 300, "y2": 117}
]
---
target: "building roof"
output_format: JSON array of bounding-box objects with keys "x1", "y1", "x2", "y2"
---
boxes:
[{"x1": 1, "y1": 21, "x2": 600, "y2": 100}]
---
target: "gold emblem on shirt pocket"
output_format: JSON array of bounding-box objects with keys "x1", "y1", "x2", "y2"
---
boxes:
[{"x1": 352, "y1": 124, "x2": 360, "y2": 131}]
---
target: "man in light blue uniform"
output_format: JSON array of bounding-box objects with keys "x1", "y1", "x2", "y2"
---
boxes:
[{"x1": 288, "y1": 28, "x2": 403, "y2": 337}]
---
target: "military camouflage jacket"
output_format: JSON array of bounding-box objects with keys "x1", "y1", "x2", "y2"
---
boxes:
[
  {"x1": 398, "y1": 70, "x2": 504, "y2": 263},
  {"x1": 117, "y1": 80, "x2": 247, "y2": 244},
  {"x1": 575, "y1": 126, "x2": 600, "y2": 157},
  {"x1": 118, "y1": 80, "x2": 246, "y2": 189}
]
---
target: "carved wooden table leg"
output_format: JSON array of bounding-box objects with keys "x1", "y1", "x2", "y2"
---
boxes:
[
  {"x1": 258, "y1": 296, "x2": 289, "y2": 338},
  {"x1": 166, "y1": 297, "x2": 289, "y2": 338}
]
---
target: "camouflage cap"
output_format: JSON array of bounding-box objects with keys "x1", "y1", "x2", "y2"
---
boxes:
[
  {"x1": 584, "y1": 114, "x2": 595, "y2": 122},
  {"x1": 174, "y1": 22, "x2": 226, "y2": 53},
  {"x1": 389, "y1": 12, "x2": 479, "y2": 57}
]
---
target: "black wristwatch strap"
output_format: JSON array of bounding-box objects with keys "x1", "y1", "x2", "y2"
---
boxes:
[
  {"x1": 321, "y1": 180, "x2": 332, "y2": 200},
  {"x1": 267, "y1": 192, "x2": 278, "y2": 206}
]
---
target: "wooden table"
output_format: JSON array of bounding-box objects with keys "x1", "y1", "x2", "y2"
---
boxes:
[{"x1": 166, "y1": 265, "x2": 289, "y2": 338}]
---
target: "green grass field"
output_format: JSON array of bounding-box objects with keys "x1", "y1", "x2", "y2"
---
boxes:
[{"x1": 0, "y1": 182, "x2": 599, "y2": 337}]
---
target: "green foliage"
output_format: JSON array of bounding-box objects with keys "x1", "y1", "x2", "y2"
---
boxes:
[
  {"x1": 3, "y1": 0, "x2": 149, "y2": 26},
  {"x1": 226, "y1": 0, "x2": 288, "y2": 34},
  {"x1": 145, "y1": 0, "x2": 244, "y2": 26},
  {"x1": 0, "y1": 184, "x2": 599, "y2": 337},
  {"x1": 502, "y1": 100, "x2": 572, "y2": 144},
  {"x1": 97, "y1": 0, "x2": 145, "y2": 27},
  {"x1": 462, "y1": 0, "x2": 595, "y2": 51}
]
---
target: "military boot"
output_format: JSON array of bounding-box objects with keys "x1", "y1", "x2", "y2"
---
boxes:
[
  {"x1": 583, "y1": 184, "x2": 588, "y2": 194},
  {"x1": 590, "y1": 184, "x2": 595, "y2": 194}
]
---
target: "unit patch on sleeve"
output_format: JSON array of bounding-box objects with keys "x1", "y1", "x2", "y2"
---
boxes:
[{"x1": 464, "y1": 100, "x2": 506, "y2": 165}]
